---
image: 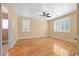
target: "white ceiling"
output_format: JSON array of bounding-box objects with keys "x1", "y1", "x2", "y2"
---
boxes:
[{"x1": 13, "y1": 3, "x2": 76, "y2": 21}]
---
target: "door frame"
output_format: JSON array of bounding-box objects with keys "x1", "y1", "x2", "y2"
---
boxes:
[{"x1": 0, "y1": 3, "x2": 2, "y2": 56}]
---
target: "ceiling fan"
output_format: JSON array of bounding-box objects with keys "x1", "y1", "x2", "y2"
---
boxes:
[{"x1": 40, "y1": 11, "x2": 51, "y2": 18}]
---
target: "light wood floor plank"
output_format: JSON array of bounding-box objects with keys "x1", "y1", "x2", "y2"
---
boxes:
[{"x1": 8, "y1": 37, "x2": 76, "y2": 56}]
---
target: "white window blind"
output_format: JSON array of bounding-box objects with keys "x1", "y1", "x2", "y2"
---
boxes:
[
  {"x1": 54, "y1": 18, "x2": 70, "y2": 32},
  {"x1": 22, "y1": 19, "x2": 30, "y2": 32}
]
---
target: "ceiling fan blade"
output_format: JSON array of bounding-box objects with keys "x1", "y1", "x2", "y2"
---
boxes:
[
  {"x1": 46, "y1": 15, "x2": 51, "y2": 17},
  {"x1": 42, "y1": 12, "x2": 46, "y2": 16},
  {"x1": 46, "y1": 13, "x2": 51, "y2": 17},
  {"x1": 46, "y1": 13, "x2": 50, "y2": 16}
]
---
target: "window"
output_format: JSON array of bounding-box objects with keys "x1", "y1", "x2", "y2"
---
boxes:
[
  {"x1": 54, "y1": 18, "x2": 70, "y2": 32},
  {"x1": 22, "y1": 19, "x2": 30, "y2": 32},
  {"x1": 2, "y1": 19, "x2": 8, "y2": 29}
]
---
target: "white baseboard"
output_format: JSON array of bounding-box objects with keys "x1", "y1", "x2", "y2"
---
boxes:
[
  {"x1": 11, "y1": 39, "x2": 18, "y2": 48},
  {"x1": 49, "y1": 35, "x2": 75, "y2": 43},
  {"x1": 17, "y1": 35, "x2": 48, "y2": 39}
]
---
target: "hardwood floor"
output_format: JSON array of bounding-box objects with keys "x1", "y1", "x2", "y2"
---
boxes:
[{"x1": 8, "y1": 37, "x2": 76, "y2": 56}]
